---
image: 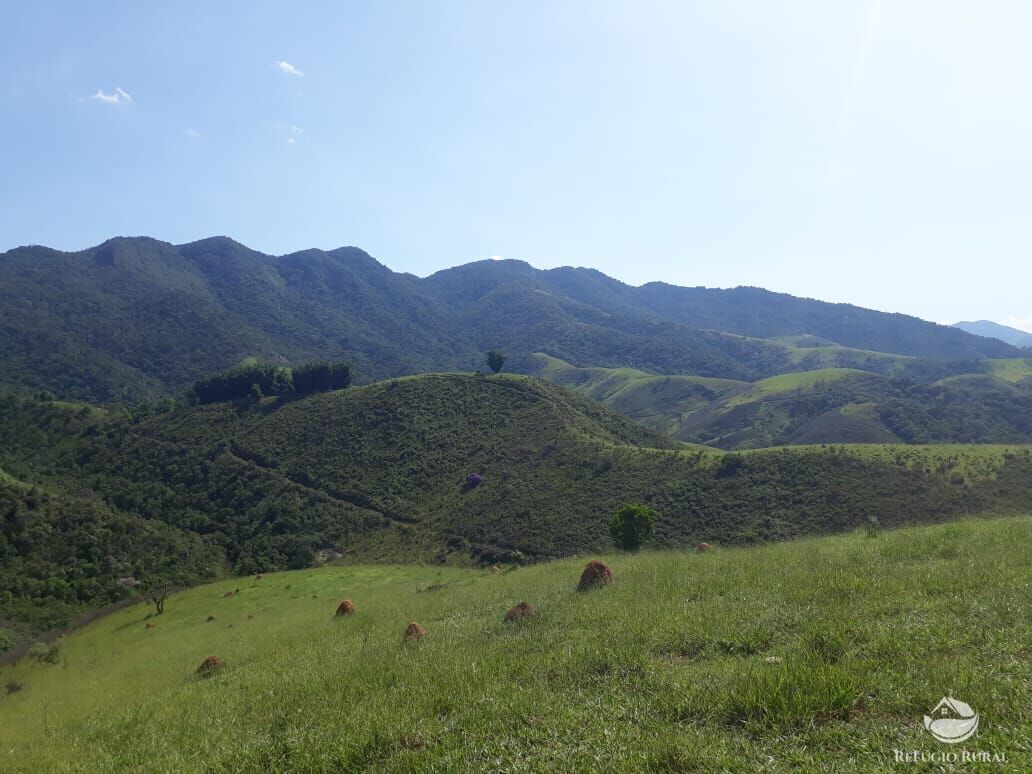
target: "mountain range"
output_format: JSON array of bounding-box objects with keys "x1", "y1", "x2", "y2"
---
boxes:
[
  {"x1": 953, "y1": 319, "x2": 1032, "y2": 347},
  {"x1": 1, "y1": 236, "x2": 1019, "y2": 405}
]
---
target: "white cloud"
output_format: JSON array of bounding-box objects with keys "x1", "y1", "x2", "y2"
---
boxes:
[
  {"x1": 184, "y1": 128, "x2": 201, "y2": 140},
  {"x1": 287, "y1": 137, "x2": 296, "y2": 144},
  {"x1": 276, "y1": 60, "x2": 304, "y2": 77},
  {"x1": 489, "y1": 255, "x2": 504, "y2": 261},
  {"x1": 90, "y1": 87, "x2": 132, "y2": 105},
  {"x1": 290, "y1": 125, "x2": 303, "y2": 135}
]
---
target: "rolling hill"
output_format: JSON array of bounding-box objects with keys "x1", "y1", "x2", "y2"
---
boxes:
[
  {"x1": 0, "y1": 236, "x2": 1018, "y2": 404},
  {"x1": 527, "y1": 354, "x2": 1032, "y2": 448},
  {"x1": 3, "y1": 374, "x2": 1032, "y2": 649}
]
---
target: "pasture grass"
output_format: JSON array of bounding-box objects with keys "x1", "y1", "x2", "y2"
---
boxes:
[{"x1": 1, "y1": 517, "x2": 1029, "y2": 772}]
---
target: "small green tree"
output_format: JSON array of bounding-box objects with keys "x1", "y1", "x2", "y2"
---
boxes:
[
  {"x1": 610, "y1": 503, "x2": 657, "y2": 551},
  {"x1": 143, "y1": 578, "x2": 171, "y2": 615},
  {"x1": 485, "y1": 350, "x2": 506, "y2": 374}
]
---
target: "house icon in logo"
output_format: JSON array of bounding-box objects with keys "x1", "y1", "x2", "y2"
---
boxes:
[{"x1": 924, "y1": 696, "x2": 979, "y2": 744}]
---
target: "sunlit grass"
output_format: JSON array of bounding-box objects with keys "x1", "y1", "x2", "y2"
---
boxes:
[{"x1": 1, "y1": 516, "x2": 1029, "y2": 771}]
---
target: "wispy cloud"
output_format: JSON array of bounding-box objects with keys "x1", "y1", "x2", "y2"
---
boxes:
[
  {"x1": 286, "y1": 125, "x2": 303, "y2": 144},
  {"x1": 90, "y1": 87, "x2": 133, "y2": 105},
  {"x1": 276, "y1": 60, "x2": 304, "y2": 77},
  {"x1": 184, "y1": 128, "x2": 201, "y2": 140}
]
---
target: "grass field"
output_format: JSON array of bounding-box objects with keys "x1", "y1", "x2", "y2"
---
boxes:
[
  {"x1": 721, "y1": 368, "x2": 875, "y2": 408},
  {"x1": 2, "y1": 516, "x2": 1028, "y2": 772}
]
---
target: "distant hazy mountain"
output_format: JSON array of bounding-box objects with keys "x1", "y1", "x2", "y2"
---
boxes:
[
  {"x1": 953, "y1": 320, "x2": 1032, "y2": 348},
  {"x1": 0, "y1": 236, "x2": 1019, "y2": 402}
]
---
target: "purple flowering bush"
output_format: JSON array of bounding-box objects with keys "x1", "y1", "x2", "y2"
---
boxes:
[{"x1": 464, "y1": 473, "x2": 483, "y2": 489}]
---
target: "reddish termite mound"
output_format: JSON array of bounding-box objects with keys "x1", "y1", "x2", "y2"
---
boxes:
[
  {"x1": 503, "y1": 601, "x2": 537, "y2": 622},
  {"x1": 196, "y1": 656, "x2": 225, "y2": 676},
  {"x1": 404, "y1": 622, "x2": 427, "y2": 639},
  {"x1": 335, "y1": 599, "x2": 356, "y2": 617},
  {"x1": 576, "y1": 560, "x2": 614, "y2": 591},
  {"x1": 696, "y1": 543, "x2": 711, "y2": 552}
]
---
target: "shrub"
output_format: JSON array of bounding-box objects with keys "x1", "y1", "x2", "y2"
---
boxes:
[
  {"x1": 5, "y1": 680, "x2": 24, "y2": 695},
  {"x1": 610, "y1": 503, "x2": 657, "y2": 551},
  {"x1": 485, "y1": 350, "x2": 506, "y2": 374},
  {"x1": 715, "y1": 454, "x2": 745, "y2": 479},
  {"x1": 28, "y1": 640, "x2": 62, "y2": 665},
  {"x1": 863, "y1": 515, "x2": 881, "y2": 538}
]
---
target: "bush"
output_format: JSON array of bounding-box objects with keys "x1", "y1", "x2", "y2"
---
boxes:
[
  {"x1": 28, "y1": 640, "x2": 62, "y2": 665},
  {"x1": 610, "y1": 503, "x2": 657, "y2": 551},
  {"x1": 863, "y1": 515, "x2": 881, "y2": 538}
]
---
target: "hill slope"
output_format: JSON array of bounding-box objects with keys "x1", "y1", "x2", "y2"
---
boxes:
[
  {"x1": 1, "y1": 517, "x2": 1027, "y2": 771},
  {"x1": 1, "y1": 237, "x2": 1017, "y2": 403},
  {"x1": 3, "y1": 375, "x2": 1032, "y2": 647}
]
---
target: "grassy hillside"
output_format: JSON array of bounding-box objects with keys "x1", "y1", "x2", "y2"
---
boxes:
[
  {"x1": 1, "y1": 516, "x2": 1028, "y2": 771},
  {"x1": 4, "y1": 374, "x2": 1032, "y2": 652},
  {"x1": 528, "y1": 354, "x2": 1032, "y2": 449}
]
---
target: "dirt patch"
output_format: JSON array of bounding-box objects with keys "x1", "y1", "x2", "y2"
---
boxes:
[
  {"x1": 697, "y1": 543, "x2": 711, "y2": 552},
  {"x1": 489, "y1": 565, "x2": 502, "y2": 574},
  {"x1": 503, "y1": 601, "x2": 537, "y2": 622},
  {"x1": 577, "y1": 560, "x2": 613, "y2": 591}
]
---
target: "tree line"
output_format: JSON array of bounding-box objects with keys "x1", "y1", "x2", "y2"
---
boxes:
[{"x1": 191, "y1": 361, "x2": 352, "y2": 404}]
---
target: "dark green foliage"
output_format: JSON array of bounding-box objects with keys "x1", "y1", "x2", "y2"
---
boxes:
[
  {"x1": 293, "y1": 361, "x2": 352, "y2": 395},
  {"x1": 191, "y1": 363, "x2": 294, "y2": 404},
  {"x1": 715, "y1": 454, "x2": 744, "y2": 478},
  {"x1": 191, "y1": 360, "x2": 352, "y2": 404},
  {"x1": 485, "y1": 350, "x2": 506, "y2": 374},
  {"x1": 609, "y1": 503, "x2": 657, "y2": 551}
]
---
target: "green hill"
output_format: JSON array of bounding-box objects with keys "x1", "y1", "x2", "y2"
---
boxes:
[
  {"x1": 528, "y1": 355, "x2": 1032, "y2": 448},
  {"x1": 1, "y1": 516, "x2": 1027, "y2": 771},
  {"x1": 4, "y1": 375, "x2": 1032, "y2": 649}
]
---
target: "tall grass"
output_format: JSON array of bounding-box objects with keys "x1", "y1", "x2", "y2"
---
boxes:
[{"x1": 1, "y1": 516, "x2": 1028, "y2": 771}]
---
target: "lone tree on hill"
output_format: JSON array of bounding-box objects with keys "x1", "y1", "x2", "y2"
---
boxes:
[
  {"x1": 143, "y1": 578, "x2": 171, "y2": 615},
  {"x1": 610, "y1": 503, "x2": 657, "y2": 552},
  {"x1": 485, "y1": 350, "x2": 506, "y2": 374}
]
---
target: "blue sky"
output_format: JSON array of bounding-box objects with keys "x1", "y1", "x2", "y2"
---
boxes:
[{"x1": 2, "y1": 1, "x2": 1030, "y2": 328}]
